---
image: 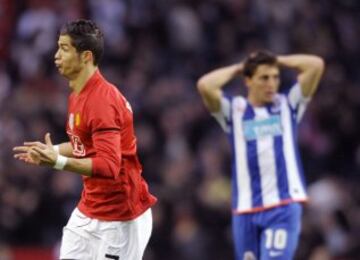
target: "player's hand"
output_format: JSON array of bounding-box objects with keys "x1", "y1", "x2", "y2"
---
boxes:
[
  {"x1": 13, "y1": 145, "x2": 42, "y2": 165},
  {"x1": 13, "y1": 133, "x2": 58, "y2": 167}
]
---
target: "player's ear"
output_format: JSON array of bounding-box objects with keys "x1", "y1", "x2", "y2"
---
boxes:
[
  {"x1": 244, "y1": 76, "x2": 252, "y2": 88},
  {"x1": 81, "y1": 50, "x2": 93, "y2": 64}
]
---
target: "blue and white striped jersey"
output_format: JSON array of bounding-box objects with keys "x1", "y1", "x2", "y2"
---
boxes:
[{"x1": 213, "y1": 83, "x2": 309, "y2": 214}]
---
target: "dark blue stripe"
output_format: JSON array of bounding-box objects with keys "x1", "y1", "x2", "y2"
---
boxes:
[
  {"x1": 243, "y1": 104, "x2": 263, "y2": 208},
  {"x1": 274, "y1": 135, "x2": 290, "y2": 200}
]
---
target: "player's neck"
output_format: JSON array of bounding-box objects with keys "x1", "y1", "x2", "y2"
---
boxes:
[
  {"x1": 247, "y1": 95, "x2": 266, "y2": 107},
  {"x1": 69, "y1": 65, "x2": 98, "y2": 94}
]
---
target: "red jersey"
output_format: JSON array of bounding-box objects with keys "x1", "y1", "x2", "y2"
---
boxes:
[{"x1": 66, "y1": 70, "x2": 157, "y2": 221}]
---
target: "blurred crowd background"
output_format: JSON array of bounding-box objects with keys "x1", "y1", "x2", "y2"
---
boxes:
[{"x1": 1, "y1": 0, "x2": 360, "y2": 259}]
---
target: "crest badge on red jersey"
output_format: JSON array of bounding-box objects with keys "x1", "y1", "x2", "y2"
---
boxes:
[{"x1": 75, "y1": 113, "x2": 81, "y2": 127}]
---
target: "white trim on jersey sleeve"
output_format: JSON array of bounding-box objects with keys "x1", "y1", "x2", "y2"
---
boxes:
[
  {"x1": 211, "y1": 96, "x2": 231, "y2": 133},
  {"x1": 287, "y1": 82, "x2": 311, "y2": 122}
]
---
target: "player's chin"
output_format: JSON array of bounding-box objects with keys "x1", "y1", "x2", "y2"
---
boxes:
[
  {"x1": 57, "y1": 68, "x2": 65, "y2": 75},
  {"x1": 55, "y1": 66, "x2": 60, "y2": 73},
  {"x1": 265, "y1": 94, "x2": 275, "y2": 102}
]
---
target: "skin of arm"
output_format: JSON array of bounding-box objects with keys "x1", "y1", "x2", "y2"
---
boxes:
[
  {"x1": 56, "y1": 142, "x2": 93, "y2": 176},
  {"x1": 62, "y1": 157, "x2": 92, "y2": 176},
  {"x1": 277, "y1": 55, "x2": 325, "y2": 97},
  {"x1": 13, "y1": 133, "x2": 92, "y2": 177},
  {"x1": 197, "y1": 63, "x2": 243, "y2": 113},
  {"x1": 57, "y1": 142, "x2": 74, "y2": 157}
]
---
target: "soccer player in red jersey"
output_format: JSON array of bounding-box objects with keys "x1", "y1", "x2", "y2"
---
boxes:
[{"x1": 13, "y1": 19, "x2": 157, "y2": 260}]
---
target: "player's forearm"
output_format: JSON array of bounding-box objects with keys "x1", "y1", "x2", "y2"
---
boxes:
[
  {"x1": 277, "y1": 55, "x2": 324, "y2": 73},
  {"x1": 55, "y1": 142, "x2": 74, "y2": 157},
  {"x1": 62, "y1": 157, "x2": 92, "y2": 176},
  {"x1": 278, "y1": 54, "x2": 324, "y2": 97},
  {"x1": 54, "y1": 152, "x2": 120, "y2": 178},
  {"x1": 197, "y1": 63, "x2": 243, "y2": 92},
  {"x1": 197, "y1": 63, "x2": 244, "y2": 112}
]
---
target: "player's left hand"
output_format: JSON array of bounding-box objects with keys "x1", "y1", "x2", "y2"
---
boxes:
[{"x1": 13, "y1": 133, "x2": 58, "y2": 167}]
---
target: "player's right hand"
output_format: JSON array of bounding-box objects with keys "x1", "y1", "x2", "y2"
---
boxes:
[
  {"x1": 13, "y1": 134, "x2": 58, "y2": 167},
  {"x1": 13, "y1": 144, "x2": 43, "y2": 165}
]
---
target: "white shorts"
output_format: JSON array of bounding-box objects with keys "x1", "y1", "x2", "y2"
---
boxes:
[{"x1": 59, "y1": 208, "x2": 153, "y2": 260}]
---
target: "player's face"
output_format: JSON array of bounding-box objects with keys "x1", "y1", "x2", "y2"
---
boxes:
[
  {"x1": 246, "y1": 64, "x2": 280, "y2": 105},
  {"x1": 54, "y1": 35, "x2": 84, "y2": 79}
]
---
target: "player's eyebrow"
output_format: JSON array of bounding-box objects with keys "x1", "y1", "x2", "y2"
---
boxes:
[{"x1": 58, "y1": 42, "x2": 69, "y2": 48}]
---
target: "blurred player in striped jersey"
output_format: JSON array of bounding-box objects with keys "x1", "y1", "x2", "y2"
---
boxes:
[
  {"x1": 13, "y1": 19, "x2": 157, "y2": 260},
  {"x1": 197, "y1": 51, "x2": 324, "y2": 260}
]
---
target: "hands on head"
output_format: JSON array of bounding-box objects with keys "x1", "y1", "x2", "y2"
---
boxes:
[{"x1": 13, "y1": 133, "x2": 58, "y2": 167}]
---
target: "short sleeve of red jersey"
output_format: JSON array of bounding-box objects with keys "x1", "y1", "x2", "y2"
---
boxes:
[{"x1": 87, "y1": 99, "x2": 123, "y2": 178}]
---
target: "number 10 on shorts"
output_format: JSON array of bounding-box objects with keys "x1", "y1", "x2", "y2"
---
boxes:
[{"x1": 264, "y1": 229, "x2": 287, "y2": 250}]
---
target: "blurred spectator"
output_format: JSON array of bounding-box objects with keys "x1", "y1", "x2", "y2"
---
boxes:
[{"x1": 0, "y1": 0, "x2": 15, "y2": 60}]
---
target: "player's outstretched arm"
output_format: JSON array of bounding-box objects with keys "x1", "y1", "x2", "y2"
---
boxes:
[
  {"x1": 277, "y1": 55, "x2": 325, "y2": 97},
  {"x1": 13, "y1": 133, "x2": 92, "y2": 176},
  {"x1": 197, "y1": 63, "x2": 243, "y2": 112},
  {"x1": 13, "y1": 139, "x2": 73, "y2": 163}
]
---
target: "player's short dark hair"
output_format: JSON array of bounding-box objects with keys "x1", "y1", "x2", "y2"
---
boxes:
[
  {"x1": 243, "y1": 50, "x2": 278, "y2": 78},
  {"x1": 60, "y1": 19, "x2": 104, "y2": 65}
]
